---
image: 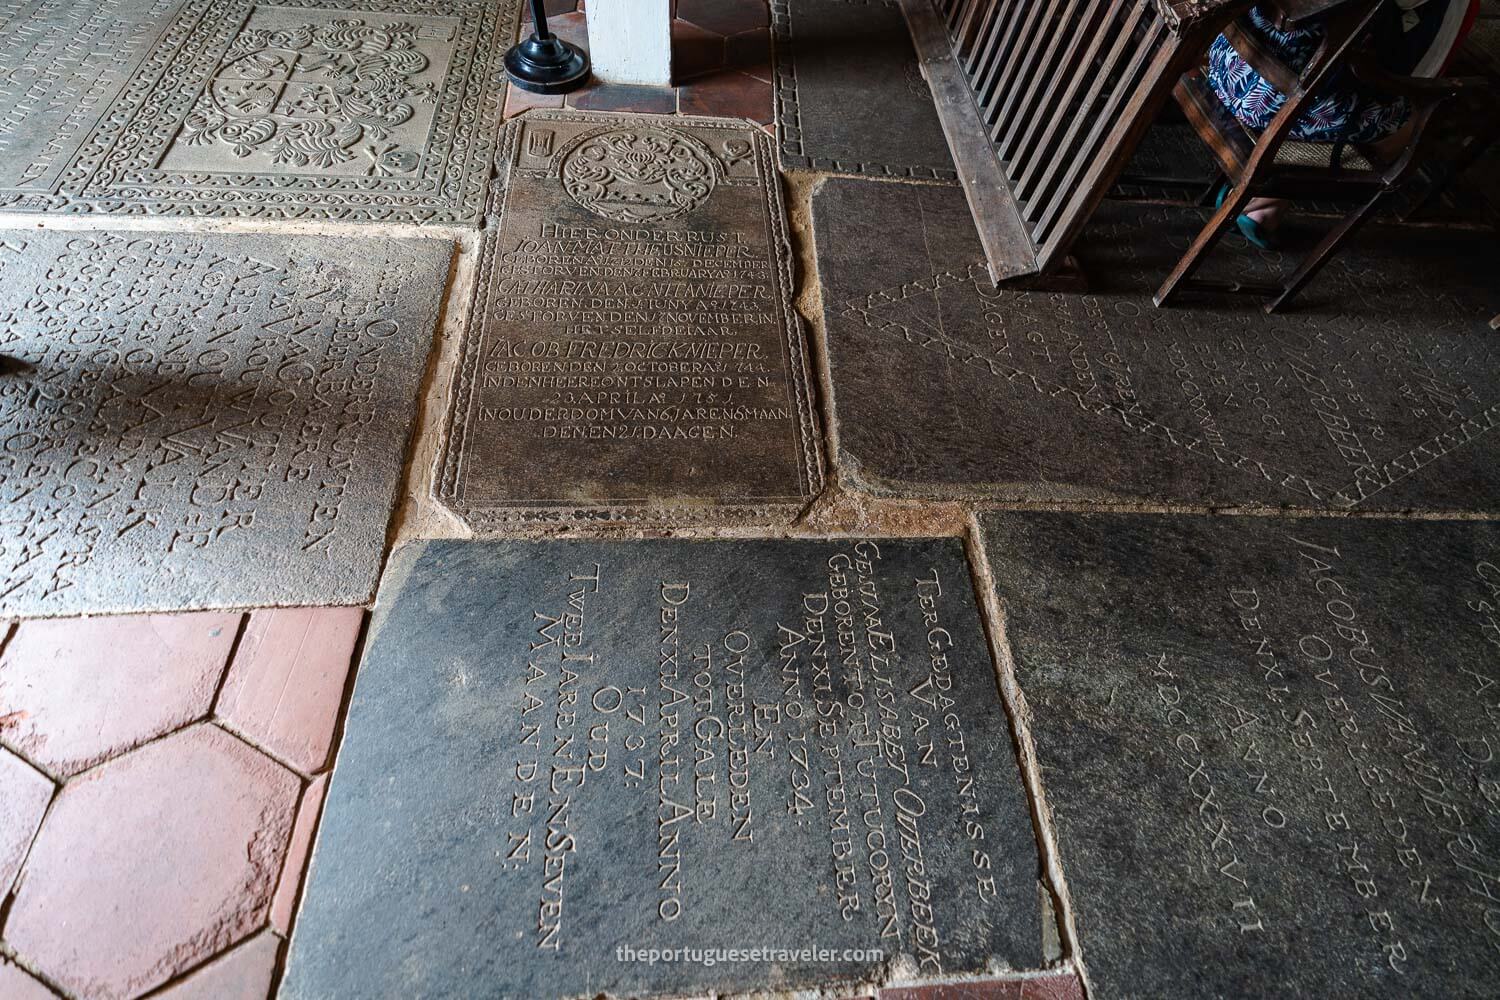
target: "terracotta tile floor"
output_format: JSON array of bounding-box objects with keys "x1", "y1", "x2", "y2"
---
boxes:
[
  {"x1": 0, "y1": 610, "x2": 365, "y2": 1000},
  {"x1": 506, "y1": 0, "x2": 775, "y2": 128}
]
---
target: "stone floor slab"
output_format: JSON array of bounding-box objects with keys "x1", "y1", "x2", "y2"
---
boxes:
[
  {"x1": 5, "y1": 723, "x2": 299, "y2": 1000},
  {"x1": 0, "y1": 230, "x2": 451, "y2": 617},
  {"x1": 0, "y1": 745, "x2": 52, "y2": 896},
  {"x1": 0, "y1": 613, "x2": 239, "y2": 777},
  {"x1": 216, "y1": 607, "x2": 363, "y2": 774},
  {"x1": 772, "y1": 0, "x2": 955, "y2": 180},
  {"x1": 283, "y1": 537, "x2": 1043, "y2": 998},
  {"x1": 980, "y1": 511, "x2": 1500, "y2": 999},
  {"x1": 0, "y1": 0, "x2": 519, "y2": 222},
  {"x1": 435, "y1": 111, "x2": 824, "y2": 527},
  {"x1": 813, "y1": 179, "x2": 1500, "y2": 513}
]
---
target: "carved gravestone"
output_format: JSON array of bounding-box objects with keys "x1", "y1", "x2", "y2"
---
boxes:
[
  {"x1": 772, "y1": 0, "x2": 955, "y2": 179},
  {"x1": 435, "y1": 111, "x2": 824, "y2": 527},
  {"x1": 981, "y1": 510, "x2": 1500, "y2": 998},
  {"x1": 0, "y1": 230, "x2": 450, "y2": 617},
  {"x1": 813, "y1": 178, "x2": 1500, "y2": 513},
  {"x1": 283, "y1": 537, "x2": 1045, "y2": 998},
  {"x1": 0, "y1": 0, "x2": 517, "y2": 222}
]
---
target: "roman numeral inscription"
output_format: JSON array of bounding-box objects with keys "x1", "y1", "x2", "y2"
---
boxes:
[
  {"x1": 282, "y1": 538, "x2": 1042, "y2": 998},
  {"x1": 982, "y1": 511, "x2": 1500, "y2": 998},
  {"x1": 435, "y1": 111, "x2": 824, "y2": 528}
]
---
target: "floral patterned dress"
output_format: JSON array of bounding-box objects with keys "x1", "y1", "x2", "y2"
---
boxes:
[{"x1": 1204, "y1": 1, "x2": 1475, "y2": 144}]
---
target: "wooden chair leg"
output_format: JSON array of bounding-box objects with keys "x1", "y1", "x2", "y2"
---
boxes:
[
  {"x1": 1154, "y1": 184, "x2": 1250, "y2": 306},
  {"x1": 1265, "y1": 188, "x2": 1386, "y2": 313}
]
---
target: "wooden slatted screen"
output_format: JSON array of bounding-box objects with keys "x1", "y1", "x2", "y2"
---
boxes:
[{"x1": 905, "y1": 0, "x2": 1209, "y2": 279}]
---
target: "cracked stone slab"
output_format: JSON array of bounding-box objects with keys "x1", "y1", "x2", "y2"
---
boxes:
[
  {"x1": 283, "y1": 538, "x2": 1044, "y2": 999},
  {"x1": 0, "y1": 229, "x2": 451, "y2": 617},
  {"x1": 772, "y1": 0, "x2": 955, "y2": 180},
  {"x1": 812, "y1": 178, "x2": 1500, "y2": 513},
  {"x1": 434, "y1": 111, "x2": 824, "y2": 528},
  {"x1": 980, "y1": 510, "x2": 1500, "y2": 999},
  {"x1": 0, "y1": 0, "x2": 518, "y2": 223}
]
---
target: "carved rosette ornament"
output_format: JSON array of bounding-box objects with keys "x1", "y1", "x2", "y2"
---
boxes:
[{"x1": 560, "y1": 127, "x2": 717, "y2": 223}]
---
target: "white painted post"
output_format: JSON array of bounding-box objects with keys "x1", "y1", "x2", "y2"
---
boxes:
[{"x1": 584, "y1": 0, "x2": 673, "y2": 86}]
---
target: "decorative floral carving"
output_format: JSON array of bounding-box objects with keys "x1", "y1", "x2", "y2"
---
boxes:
[
  {"x1": 177, "y1": 19, "x2": 435, "y2": 170},
  {"x1": 560, "y1": 128, "x2": 716, "y2": 223}
]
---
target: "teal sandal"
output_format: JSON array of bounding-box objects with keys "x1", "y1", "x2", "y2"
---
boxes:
[{"x1": 1215, "y1": 184, "x2": 1278, "y2": 251}]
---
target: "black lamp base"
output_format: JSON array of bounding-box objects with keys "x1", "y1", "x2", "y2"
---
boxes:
[{"x1": 505, "y1": 34, "x2": 591, "y2": 94}]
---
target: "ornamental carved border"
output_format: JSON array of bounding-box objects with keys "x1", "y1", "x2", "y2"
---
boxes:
[{"x1": 0, "y1": 0, "x2": 518, "y2": 222}]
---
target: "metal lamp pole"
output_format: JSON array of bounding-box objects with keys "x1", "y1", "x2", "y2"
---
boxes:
[{"x1": 505, "y1": 0, "x2": 591, "y2": 94}]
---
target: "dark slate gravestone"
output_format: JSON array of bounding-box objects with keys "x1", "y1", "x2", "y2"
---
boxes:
[
  {"x1": 434, "y1": 111, "x2": 825, "y2": 528},
  {"x1": 0, "y1": 230, "x2": 450, "y2": 617},
  {"x1": 980, "y1": 510, "x2": 1500, "y2": 999},
  {"x1": 812, "y1": 177, "x2": 1500, "y2": 513},
  {"x1": 772, "y1": 0, "x2": 955, "y2": 180},
  {"x1": 0, "y1": 0, "x2": 516, "y2": 223},
  {"x1": 283, "y1": 538, "x2": 1045, "y2": 999}
]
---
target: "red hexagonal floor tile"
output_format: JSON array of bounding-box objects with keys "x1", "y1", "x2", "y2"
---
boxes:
[
  {"x1": 0, "y1": 744, "x2": 52, "y2": 896},
  {"x1": 678, "y1": 0, "x2": 768, "y2": 36},
  {"x1": 678, "y1": 69, "x2": 774, "y2": 125},
  {"x1": 0, "y1": 613, "x2": 240, "y2": 778},
  {"x1": 215, "y1": 607, "x2": 363, "y2": 775},
  {"x1": 0, "y1": 958, "x2": 58, "y2": 1000},
  {"x1": 4, "y1": 723, "x2": 299, "y2": 1000},
  {"x1": 150, "y1": 930, "x2": 280, "y2": 1000}
]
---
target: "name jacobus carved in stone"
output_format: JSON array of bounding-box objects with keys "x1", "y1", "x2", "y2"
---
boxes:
[
  {"x1": 982, "y1": 512, "x2": 1500, "y2": 998},
  {"x1": 282, "y1": 538, "x2": 1043, "y2": 999},
  {"x1": 0, "y1": 230, "x2": 450, "y2": 617},
  {"x1": 436, "y1": 111, "x2": 823, "y2": 527},
  {"x1": 0, "y1": 0, "x2": 516, "y2": 221}
]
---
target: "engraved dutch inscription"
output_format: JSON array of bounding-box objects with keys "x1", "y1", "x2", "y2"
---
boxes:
[
  {"x1": 0, "y1": 0, "x2": 184, "y2": 195},
  {"x1": 283, "y1": 538, "x2": 1044, "y2": 999},
  {"x1": 0, "y1": 229, "x2": 451, "y2": 617},
  {"x1": 982, "y1": 511, "x2": 1500, "y2": 998},
  {"x1": 435, "y1": 111, "x2": 824, "y2": 527},
  {"x1": 814, "y1": 179, "x2": 1500, "y2": 512},
  {"x1": 0, "y1": 0, "x2": 517, "y2": 221}
]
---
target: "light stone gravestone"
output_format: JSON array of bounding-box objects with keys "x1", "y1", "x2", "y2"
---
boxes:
[
  {"x1": 0, "y1": 229, "x2": 451, "y2": 616},
  {"x1": 436, "y1": 110, "x2": 824, "y2": 527}
]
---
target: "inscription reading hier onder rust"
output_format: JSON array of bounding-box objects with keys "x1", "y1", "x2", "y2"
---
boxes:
[{"x1": 435, "y1": 111, "x2": 824, "y2": 528}]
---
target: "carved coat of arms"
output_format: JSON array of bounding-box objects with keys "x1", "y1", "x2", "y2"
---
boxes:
[
  {"x1": 178, "y1": 19, "x2": 437, "y2": 175},
  {"x1": 560, "y1": 128, "x2": 718, "y2": 223}
]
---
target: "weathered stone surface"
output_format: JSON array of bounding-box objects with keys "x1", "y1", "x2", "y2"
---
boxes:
[
  {"x1": 0, "y1": 230, "x2": 451, "y2": 617},
  {"x1": 980, "y1": 511, "x2": 1500, "y2": 998},
  {"x1": 0, "y1": 0, "x2": 518, "y2": 222},
  {"x1": 813, "y1": 179, "x2": 1500, "y2": 512},
  {"x1": 772, "y1": 0, "x2": 955, "y2": 180},
  {"x1": 0, "y1": 613, "x2": 239, "y2": 777},
  {"x1": 5, "y1": 723, "x2": 300, "y2": 1000},
  {"x1": 284, "y1": 538, "x2": 1043, "y2": 998},
  {"x1": 435, "y1": 111, "x2": 824, "y2": 527},
  {"x1": 216, "y1": 607, "x2": 363, "y2": 774},
  {"x1": 0, "y1": 745, "x2": 52, "y2": 896},
  {"x1": 880, "y1": 973, "x2": 1084, "y2": 1000}
]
